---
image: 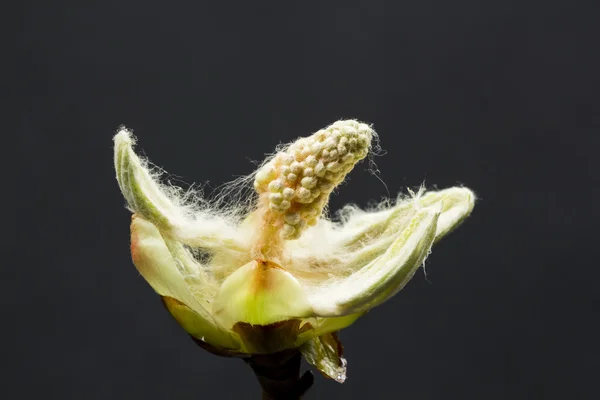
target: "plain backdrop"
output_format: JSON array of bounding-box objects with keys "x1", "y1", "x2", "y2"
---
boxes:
[{"x1": 11, "y1": 0, "x2": 600, "y2": 399}]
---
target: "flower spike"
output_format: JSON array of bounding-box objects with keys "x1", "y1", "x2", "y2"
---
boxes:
[{"x1": 254, "y1": 120, "x2": 374, "y2": 241}]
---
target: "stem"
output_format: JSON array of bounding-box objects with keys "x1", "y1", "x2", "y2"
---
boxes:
[
  {"x1": 186, "y1": 321, "x2": 314, "y2": 398},
  {"x1": 243, "y1": 349, "x2": 314, "y2": 399}
]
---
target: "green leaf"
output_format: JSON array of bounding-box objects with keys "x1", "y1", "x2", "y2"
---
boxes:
[
  {"x1": 212, "y1": 260, "x2": 314, "y2": 327},
  {"x1": 309, "y1": 205, "x2": 440, "y2": 316}
]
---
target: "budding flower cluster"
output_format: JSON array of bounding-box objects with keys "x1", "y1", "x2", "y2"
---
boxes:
[
  {"x1": 254, "y1": 120, "x2": 373, "y2": 239},
  {"x1": 113, "y1": 119, "x2": 475, "y2": 384}
]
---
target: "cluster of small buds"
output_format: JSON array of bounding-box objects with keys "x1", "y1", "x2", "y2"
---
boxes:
[{"x1": 254, "y1": 120, "x2": 373, "y2": 239}]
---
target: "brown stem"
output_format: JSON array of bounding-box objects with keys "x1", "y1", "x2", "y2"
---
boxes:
[
  {"x1": 186, "y1": 321, "x2": 314, "y2": 399},
  {"x1": 243, "y1": 349, "x2": 314, "y2": 400}
]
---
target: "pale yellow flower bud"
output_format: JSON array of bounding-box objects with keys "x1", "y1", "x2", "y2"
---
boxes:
[{"x1": 254, "y1": 120, "x2": 374, "y2": 240}]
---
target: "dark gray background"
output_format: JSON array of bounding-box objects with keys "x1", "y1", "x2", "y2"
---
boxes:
[{"x1": 12, "y1": 0, "x2": 599, "y2": 399}]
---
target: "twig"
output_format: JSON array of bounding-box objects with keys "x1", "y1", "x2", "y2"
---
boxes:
[{"x1": 244, "y1": 349, "x2": 314, "y2": 399}]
